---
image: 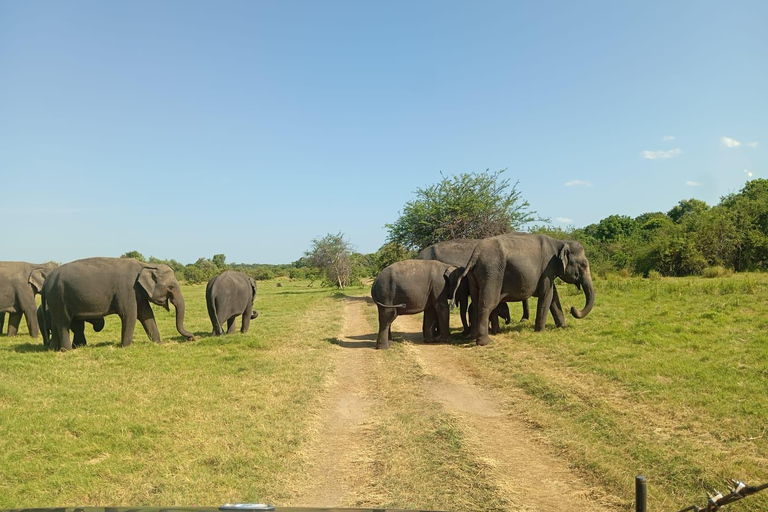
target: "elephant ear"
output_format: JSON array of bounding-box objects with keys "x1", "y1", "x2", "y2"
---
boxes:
[
  {"x1": 137, "y1": 267, "x2": 159, "y2": 297},
  {"x1": 28, "y1": 268, "x2": 46, "y2": 294},
  {"x1": 557, "y1": 243, "x2": 570, "y2": 275}
]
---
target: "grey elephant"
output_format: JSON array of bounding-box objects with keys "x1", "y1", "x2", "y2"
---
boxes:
[
  {"x1": 206, "y1": 270, "x2": 259, "y2": 335},
  {"x1": 42, "y1": 257, "x2": 195, "y2": 351},
  {"x1": 37, "y1": 304, "x2": 105, "y2": 348},
  {"x1": 459, "y1": 233, "x2": 595, "y2": 346},
  {"x1": 417, "y1": 239, "x2": 533, "y2": 335},
  {"x1": 0, "y1": 261, "x2": 57, "y2": 337},
  {"x1": 371, "y1": 259, "x2": 462, "y2": 350}
]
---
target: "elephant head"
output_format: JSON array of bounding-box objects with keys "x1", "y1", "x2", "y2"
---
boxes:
[
  {"x1": 556, "y1": 241, "x2": 594, "y2": 319},
  {"x1": 28, "y1": 267, "x2": 47, "y2": 295},
  {"x1": 497, "y1": 302, "x2": 511, "y2": 325},
  {"x1": 138, "y1": 264, "x2": 195, "y2": 340},
  {"x1": 443, "y1": 265, "x2": 463, "y2": 300}
]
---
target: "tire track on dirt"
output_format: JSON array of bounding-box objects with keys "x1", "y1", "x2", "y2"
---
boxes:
[
  {"x1": 396, "y1": 314, "x2": 620, "y2": 512},
  {"x1": 290, "y1": 296, "x2": 377, "y2": 508}
]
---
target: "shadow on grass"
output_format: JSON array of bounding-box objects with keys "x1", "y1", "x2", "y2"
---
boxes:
[
  {"x1": 327, "y1": 336, "x2": 377, "y2": 349},
  {"x1": 11, "y1": 342, "x2": 47, "y2": 353},
  {"x1": 278, "y1": 289, "x2": 334, "y2": 296},
  {"x1": 331, "y1": 292, "x2": 373, "y2": 304}
]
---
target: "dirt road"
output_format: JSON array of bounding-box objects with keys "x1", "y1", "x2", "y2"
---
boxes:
[{"x1": 290, "y1": 295, "x2": 619, "y2": 511}]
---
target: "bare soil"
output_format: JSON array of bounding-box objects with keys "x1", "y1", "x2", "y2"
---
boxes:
[{"x1": 290, "y1": 296, "x2": 620, "y2": 511}]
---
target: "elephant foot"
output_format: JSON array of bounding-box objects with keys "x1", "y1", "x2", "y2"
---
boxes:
[
  {"x1": 460, "y1": 328, "x2": 471, "y2": 337},
  {"x1": 476, "y1": 335, "x2": 492, "y2": 346},
  {"x1": 423, "y1": 337, "x2": 439, "y2": 343},
  {"x1": 376, "y1": 341, "x2": 391, "y2": 350}
]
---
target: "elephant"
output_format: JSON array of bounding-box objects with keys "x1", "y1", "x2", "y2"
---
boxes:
[
  {"x1": 371, "y1": 259, "x2": 462, "y2": 349},
  {"x1": 417, "y1": 239, "x2": 532, "y2": 336},
  {"x1": 37, "y1": 304, "x2": 105, "y2": 348},
  {"x1": 0, "y1": 261, "x2": 57, "y2": 337},
  {"x1": 41, "y1": 257, "x2": 195, "y2": 351},
  {"x1": 459, "y1": 233, "x2": 595, "y2": 346},
  {"x1": 206, "y1": 270, "x2": 259, "y2": 335}
]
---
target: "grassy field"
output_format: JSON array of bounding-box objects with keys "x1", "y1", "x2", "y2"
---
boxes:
[
  {"x1": 1, "y1": 273, "x2": 767, "y2": 510},
  {"x1": 448, "y1": 273, "x2": 768, "y2": 510},
  {"x1": 0, "y1": 281, "x2": 343, "y2": 506}
]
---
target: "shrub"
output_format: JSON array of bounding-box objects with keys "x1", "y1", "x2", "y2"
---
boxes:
[
  {"x1": 702, "y1": 266, "x2": 731, "y2": 278},
  {"x1": 646, "y1": 270, "x2": 662, "y2": 280}
]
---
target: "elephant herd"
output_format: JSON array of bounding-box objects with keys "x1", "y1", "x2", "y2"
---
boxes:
[
  {"x1": 2, "y1": 232, "x2": 594, "y2": 352},
  {"x1": 371, "y1": 232, "x2": 595, "y2": 349},
  {"x1": 0, "y1": 258, "x2": 259, "y2": 351}
]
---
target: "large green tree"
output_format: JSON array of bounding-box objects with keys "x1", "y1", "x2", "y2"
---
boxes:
[{"x1": 386, "y1": 169, "x2": 542, "y2": 250}]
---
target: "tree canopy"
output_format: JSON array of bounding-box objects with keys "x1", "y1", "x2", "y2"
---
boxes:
[
  {"x1": 306, "y1": 232, "x2": 355, "y2": 288},
  {"x1": 386, "y1": 169, "x2": 542, "y2": 250}
]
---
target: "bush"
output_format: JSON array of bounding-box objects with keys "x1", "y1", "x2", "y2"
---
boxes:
[
  {"x1": 702, "y1": 266, "x2": 731, "y2": 278},
  {"x1": 646, "y1": 270, "x2": 662, "y2": 280}
]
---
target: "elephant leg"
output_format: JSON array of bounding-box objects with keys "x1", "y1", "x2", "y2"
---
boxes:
[
  {"x1": 119, "y1": 301, "x2": 139, "y2": 347},
  {"x1": 376, "y1": 307, "x2": 396, "y2": 349},
  {"x1": 226, "y1": 317, "x2": 237, "y2": 334},
  {"x1": 473, "y1": 273, "x2": 500, "y2": 346},
  {"x1": 6, "y1": 312, "x2": 23, "y2": 337},
  {"x1": 57, "y1": 323, "x2": 72, "y2": 351},
  {"x1": 436, "y1": 304, "x2": 450, "y2": 343},
  {"x1": 489, "y1": 306, "x2": 500, "y2": 335},
  {"x1": 534, "y1": 281, "x2": 555, "y2": 332},
  {"x1": 0, "y1": 312, "x2": 5, "y2": 335},
  {"x1": 240, "y1": 313, "x2": 251, "y2": 334},
  {"x1": 520, "y1": 299, "x2": 530, "y2": 322},
  {"x1": 550, "y1": 285, "x2": 566, "y2": 328},
  {"x1": 423, "y1": 307, "x2": 437, "y2": 342},
  {"x1": 241, "y1": 304, "x2": 253, "y2": 334},
  {"x1": 460, "y1": 298, "x2": 470, "y2": 337},
  {"x1": 22, "y1": 303, "x2": 40, "y2": 338},
  {"x1": 137, "y1": 300, "x2": 161, "y2": 343},
  {"x1": 71, "y1": 320, "x2": 87, "y2": 348}
]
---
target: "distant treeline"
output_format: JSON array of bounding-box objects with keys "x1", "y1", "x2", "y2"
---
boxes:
[
  {"x1": 534, "y1": 178, "x2": 768, "y2": 277},
  {"x1": 123, "y1": 179, "x2": 767, "y2": 283}
]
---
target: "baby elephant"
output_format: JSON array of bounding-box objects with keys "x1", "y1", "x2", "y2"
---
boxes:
[
  {"x1": 37, "y1": 305, "x2": 105, "y2": 348},
  {"x1": 206, "y1": 270, "x2": 259, "y2": 335},
  {"x1": 371, "y1": 259, "x2": 462, "y2": 350}
]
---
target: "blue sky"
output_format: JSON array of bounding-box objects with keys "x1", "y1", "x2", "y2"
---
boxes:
[{"x1": 1, "y1": 1, "x2": 765, "y2": 264}]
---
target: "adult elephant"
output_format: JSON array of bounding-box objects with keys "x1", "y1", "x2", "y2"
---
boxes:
[
  {"x1": 42, "y1": 257, "x2": 195, "y2": 351},
  {"x1": 417, "y1": 239, "x2": 533, "y2": 335},
  {"x1": 460, "y1": 233, "x2": 595, "y2": 346},
  {"x1": 0, "y1": 261, "x2": 57, "y2": 337},
  {"x1": 371, "y1": 259, "x2": 462, "y2": 349},
  {"x1": 37, "y1": 305, "x2": 105, "y2": 348},
  {"x1": 206, "y1": 270, "x2": 259, "y2": 335}
]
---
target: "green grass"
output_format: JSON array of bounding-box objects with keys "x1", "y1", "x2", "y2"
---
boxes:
[
  {"x1": 0, "y1": 280, "x2": 342, "y2": 506},
  {"x1": 451, "y1": 273, "x2": 768, "y2": 510},
  {"x1": 2, "y1": 273, "x2": 768, "y2": 510}
]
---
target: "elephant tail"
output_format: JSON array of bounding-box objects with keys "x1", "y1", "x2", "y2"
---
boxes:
[
  {"x1": 452, "y1": 252, "x2": 477, "y2": 306},
  {"x1": 206, "y1": 290, "x2": 224, "y2": 336},
  {"x1": 375, "y1": 301, "x2": 406, "y2": 308}
]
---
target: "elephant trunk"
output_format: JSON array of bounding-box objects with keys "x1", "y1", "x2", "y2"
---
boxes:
[
  {"x1": 570, "y1": 270, "x2": 595, "y2": 319},
  {"x1": 170, "y1": 291, "x2": 196, "y2": 340}
]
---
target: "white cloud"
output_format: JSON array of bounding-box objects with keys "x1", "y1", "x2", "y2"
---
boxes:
[
  {"x1": 641, "y1": 148, "x2": 681, "y2": 159},
  {"x1": 745, "y1": 141, "x2": 759, "y2": 148},
  {"x1": 556, "y1": 217, "x2": 573, "y2": 223},
  {"x1": 663, "y1": 135, "x2": 675, "y2": 141},
  {"x1": 722, "y1": 136, "x2": 741, "y2": 148},
  {"x1": 565, "y1": 179, "x2": 593, "y2": 187},
  {"x1": 686, "y1": 181, "x2": 703, "y2": 187},
  {"x1": 744, "y1": 169, "x2": 754, "y2": 177}
]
